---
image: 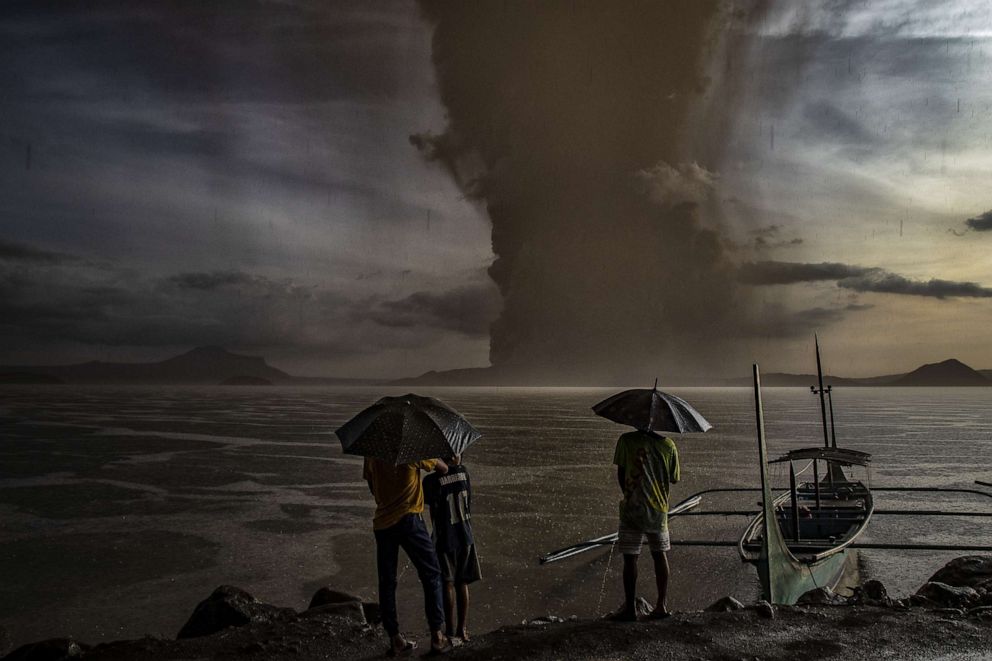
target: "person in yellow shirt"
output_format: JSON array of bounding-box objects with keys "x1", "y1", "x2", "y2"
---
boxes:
[
  {"x1": 610, "y1": 429, "x2": 680, "y2": 621},
  {"x1": 364, "y1": 457, "x2": 452, "y2": 656}
]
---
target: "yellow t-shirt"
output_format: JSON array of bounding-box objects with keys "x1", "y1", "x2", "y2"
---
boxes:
[{"x1": 363, "y1": 457, "x2": 437, "y2": 530}]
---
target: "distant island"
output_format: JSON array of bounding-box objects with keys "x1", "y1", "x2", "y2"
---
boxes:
[
  {"x1": 392, "y1": 358, "x2": 992, "y2": 388},
  {"x1": 0, "y1": 346, "x2": 380, "y2": 386},
  {"x1": 2, "y1": 348, "x2": 991, "y2": 387}
]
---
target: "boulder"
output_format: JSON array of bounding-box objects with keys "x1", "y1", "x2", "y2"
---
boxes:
[
  {"x1": 3, "y1": 638, "x2": 88, "y2": 661},
  {"x1": 750, "y1": 600, "x2": 775, "y2": 619},
  {"x1": 797, "y1": 587, "x2": 847, "y2": 606},
  {"x1": 850, "y1": 579, "x2": 890, "y2": 606},
  {"x1": 307, "y1": 588, "x2": 363, "y2": 610},
  {"x1": 705, "y1": 596, "x2": 745, "y2": 612},
  {"x1": 176, "y1": 585, "x2": 296, "y2": 639},
  {"x1": 926, "y1": 556, "x2": 992, "y2": 589},
  {"x1": 914, "y1": 581, "x2": 980, "y2": 609},
  {"x1": 967, "y1": 605, "x2": 992, "y2": 620}
]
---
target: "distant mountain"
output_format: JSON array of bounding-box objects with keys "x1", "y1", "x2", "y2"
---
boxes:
[
  {"x1": 890, "y1": 359, "x2": 991, "y2": 387},
  {"x1": 0, "y1": 346, "x2": 291, "y2": 385},
  {"x1": 395, "y1": 359, "x2": 992, "y2": 388}
]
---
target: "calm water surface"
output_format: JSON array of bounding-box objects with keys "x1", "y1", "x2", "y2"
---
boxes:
[{"x1": 1, "y1": 385, "x2": 991, "y2": 648}]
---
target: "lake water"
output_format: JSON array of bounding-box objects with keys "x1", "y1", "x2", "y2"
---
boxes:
[{"x1": 1, "y1": 385, "x2": 991, "y2": 649}]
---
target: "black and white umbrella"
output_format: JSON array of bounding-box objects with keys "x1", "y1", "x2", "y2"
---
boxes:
[
  {"x1": 592, "y1": 380, "x2": 712, "y2": 434},
  {"x1": 335, "y1": 393, "x2": 481, "y2": 464}
]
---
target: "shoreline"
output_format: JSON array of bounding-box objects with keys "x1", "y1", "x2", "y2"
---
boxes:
[{"x1": 6, "y1": 556, "x2": 992, "y2": 661}]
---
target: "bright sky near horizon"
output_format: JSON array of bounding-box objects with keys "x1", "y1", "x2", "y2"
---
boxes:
[{"x1": 2, "y1": 1, "x2": 991, "y2": 380}]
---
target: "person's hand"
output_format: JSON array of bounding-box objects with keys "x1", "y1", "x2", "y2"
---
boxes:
[{"x1": 434, "y1": 458, "x2": 449, "y2": 475}]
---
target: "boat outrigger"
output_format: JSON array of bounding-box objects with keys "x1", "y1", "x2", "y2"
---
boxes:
[{"x1": 541, "y1": 338, "x2": 992, "y2": 605}]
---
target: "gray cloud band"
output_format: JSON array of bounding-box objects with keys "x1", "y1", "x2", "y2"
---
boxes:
[{"x1": 740, "y1": 261, "x2": 992, "y2": 299}]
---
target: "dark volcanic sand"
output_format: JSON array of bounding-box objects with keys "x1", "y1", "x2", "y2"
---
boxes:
[{"x1": 70, "y1": 606, "x2": 992, "y2": 661}]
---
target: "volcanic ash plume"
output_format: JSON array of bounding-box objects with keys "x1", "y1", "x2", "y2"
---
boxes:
[{"x1": 415, "y1": 1, "x2": 745, "y2": 383}]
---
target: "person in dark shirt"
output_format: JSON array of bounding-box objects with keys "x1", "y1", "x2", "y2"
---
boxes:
[{"x1": 423, "y1": 454, "x2": 481, "y2": 642}]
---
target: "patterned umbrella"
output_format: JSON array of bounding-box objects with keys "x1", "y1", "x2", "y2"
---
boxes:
[
  {"x1": 335, "y1": 393, "x2": 481, "y2": 464},
  {"x1": 592, "y1": 380, "x2": 712, "y2": 434}
]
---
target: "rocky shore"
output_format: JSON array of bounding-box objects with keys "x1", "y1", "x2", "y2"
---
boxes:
[{"x1": 5, "y1": 557, "x2": 991, "y2": 661}]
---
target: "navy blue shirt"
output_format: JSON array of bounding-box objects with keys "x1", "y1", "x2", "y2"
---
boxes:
[{"x1": 423, "y1": 464, "x2": 474, "y2": 553}]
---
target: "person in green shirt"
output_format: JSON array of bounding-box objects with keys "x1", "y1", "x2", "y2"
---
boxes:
[{"x1": 610, "y1": 428, "x2": 680, "y2": 621}]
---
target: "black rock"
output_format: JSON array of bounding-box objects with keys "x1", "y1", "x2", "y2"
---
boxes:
[
  {"x1": 705, "y1": 596, "x2": 745, "y2": 612},
  {"x1": 914, "y1": 581, "x2": 980, "y2": 608},
  {"x1": 176, "y1": 585, "x2": 296, "y2": 639},
  {"x1": 926, "y1": 556, "x2": 992, "y2": 589},
  {"x1": 0, "y1": 626, "x2": 9, "y2": 655},
  {"x1": 3, "y1": 638, "x2": 88, "y2": 661},
  {"x1": 308, "y1": 588, "x2": 363, "y2": 610},
  {"x1": 797, "y1": 587, "x2": 847, "y2": 606},
  {"x1": 859, "y1": 579, "x2": 889, "y2": 603},
  {"x1": 750, "y1": 600, "x2": 775, "y2": 619}
]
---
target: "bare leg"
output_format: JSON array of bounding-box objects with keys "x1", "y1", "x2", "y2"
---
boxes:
[
  {"x1": 622, "y1": 554, "x2": 638, "y2": 617},
  {"x1": 455, "y1": 582, "x2": 470, "y2": 639},
  {"x1": 651, "y1": 551, "x2": 670, "y2": 614},
  {"x1": 443, "y1": 582, "x2": 456, "y2": 637}
]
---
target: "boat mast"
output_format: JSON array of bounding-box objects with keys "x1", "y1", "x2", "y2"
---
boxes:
[
  {"x1": 826, "y1": 385, "x2": 837, "y2": 449},
  {"x1": 814, "y1": 335, "x2": 830, "y2": 449}
]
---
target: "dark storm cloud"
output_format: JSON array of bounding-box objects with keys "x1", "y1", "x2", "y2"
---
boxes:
[
  {"x1": 738, "y1": 261, "x2": 874, "y2": 285},
  {"x1": 0, "y1": 253, "x2": 494, "y2": 359},
  {"x1": 0, "y1": 1, "x2": 415, "y2": 105},
  {"x1": 0, "y1": 239, "x2": 75, "y2": 263},
  {"x1": 168, "y1": 271, "x2": 257, "y2": 291},
  {"x1": 749, "y1": 225, "x2": 803, "y2": 250},
  {"x1": 415, "y1": 0, "x2": 759, "y2": 380},
  {"x1": 741, "y1": 260, "x2": 992, "y2": 300},
  {"x1": 965, "y1": 210, "x2": 992, "y2": 232},
  {"x1": 370, "y1": 284, "x2": 500, "y2": 336},
  {"x1": 838, "y1": 272, "x2": 992, "y2": 299}
]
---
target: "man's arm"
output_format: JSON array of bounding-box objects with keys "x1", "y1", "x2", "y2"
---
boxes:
[{"x1": 617, "y1": 466, "x2": 626, "y2": 492}]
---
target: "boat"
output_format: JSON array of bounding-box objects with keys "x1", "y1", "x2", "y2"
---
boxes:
[
  {"x1": 539, "y1": 339, "x2": 992, "y2": 602},
  {"x1": 739, "y1": 362, "x2": 874, "y2": 604}
]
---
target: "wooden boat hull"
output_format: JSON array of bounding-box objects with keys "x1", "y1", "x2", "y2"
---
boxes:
[{"x1": 755, "y1": 545, "x2": 854, "y2": 605}]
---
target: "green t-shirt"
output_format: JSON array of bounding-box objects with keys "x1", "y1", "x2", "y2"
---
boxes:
[{"x1": 613, "y1": 430, "x2": 680, "y2": 531}]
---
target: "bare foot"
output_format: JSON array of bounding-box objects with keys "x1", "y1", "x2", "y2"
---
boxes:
[
  {"x1": 386, "y1": 634, "x2": 416, "y2": 657},
  {"x1": 606, "y1": 608, "x2": 638, "y2": 622},
  {"x1": 427, "y1": 632, "x2": 453, "y2": 656}
]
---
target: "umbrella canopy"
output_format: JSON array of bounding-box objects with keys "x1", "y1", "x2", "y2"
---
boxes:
[
  {"x1": 335, "y1": 393, "x2": 481, "y2": 465},
  {"x1": 592, "y1": 384, "x2": 712, "y2": 434}
]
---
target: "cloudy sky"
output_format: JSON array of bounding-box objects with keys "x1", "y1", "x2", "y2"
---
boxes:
[{"x1": 2, "y1": 1, "x2": 991, "y2": 380}]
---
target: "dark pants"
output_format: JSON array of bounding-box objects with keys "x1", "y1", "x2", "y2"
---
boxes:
[{"x1": 374, "y1": 513, "x2": 445, "y2": 636}]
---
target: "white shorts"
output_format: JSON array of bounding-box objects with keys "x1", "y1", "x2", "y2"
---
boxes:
[{"x1": 617, "y1": 527, "x2": 671, "y2": 555}]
